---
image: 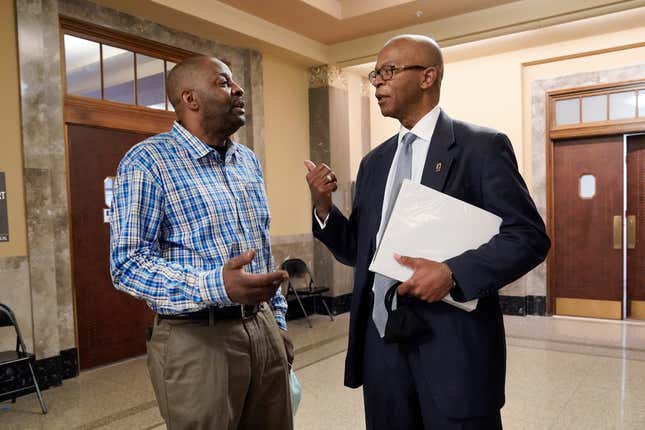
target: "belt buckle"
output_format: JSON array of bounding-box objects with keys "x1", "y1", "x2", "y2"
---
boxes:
[
  {"x1": 241, "y1": 304, "x2": 259, "y2": 320},
  {"x1": 241, "y1": 305, "x2": 250, "y2": 320}
]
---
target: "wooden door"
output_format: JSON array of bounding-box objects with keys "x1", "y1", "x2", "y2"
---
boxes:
[
  {"x1": 68, "y1": 125, "x2": 155, "y2": 369},
  {"x1": 552, "y1": 135, "x2": 624, "y2": 319},
  {"x1": 627, "y1": 135, "x2": 645, "y2": 319}
]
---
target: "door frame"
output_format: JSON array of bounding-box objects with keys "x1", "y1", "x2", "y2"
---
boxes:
[{"x1": 545, "y1": 80, "x2": 645, "y2": 316}]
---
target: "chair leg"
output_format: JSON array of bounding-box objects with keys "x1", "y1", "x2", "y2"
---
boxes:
[
  {"x1": 321, "y1": 296, "x2": 334, "y2": 321},
  {"x1": 27, "y1": 362, "x2": 47, "y2": 414},
  {"x1": 291, "y1": 287, "x2": 312, "y2": 328}
]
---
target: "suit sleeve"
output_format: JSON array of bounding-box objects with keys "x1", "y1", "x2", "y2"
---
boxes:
[
  {"x1": 445, "y1": 133, "x2": 550, "y2": 301},
  {"x1": 312, "y1": 159, "x2": 367, "y2": 267}
]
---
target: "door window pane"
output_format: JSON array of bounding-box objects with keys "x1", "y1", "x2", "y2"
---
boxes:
[
  {"x1": 64, "y1": 35, "x2": 101, "y2": 99},
  {"x1": 609, "y1": 91, "x2": 637, "y2": 120},
  {"x1": 166, "y1": 61, "x2": 176, "y2": 111},
  {"x1": 639, "y1": 92, "x2": 644, "y2": 117},
  {"x1": 581, "y1": 95, "x2": 607, "y2": 123},
  {"x1": 555, "y1": 98, "x2": 580, "y2": 126},
  {"x1": 137, "y1": 54, "x2": 165, "y2": 110},
  {"x1": 103, "y1": 45, "x2": 135, "y2": 104},
  {"x1": 579, "y1": 174, "x2": 596, "y2": 199}
]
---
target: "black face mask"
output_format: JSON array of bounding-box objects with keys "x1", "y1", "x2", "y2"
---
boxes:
[{"x1": 383, "y1": 283, "x2": 433, "y2": 344}]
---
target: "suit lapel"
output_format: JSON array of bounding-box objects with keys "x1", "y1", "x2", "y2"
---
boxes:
[
  {"x1": 367, "y1": 135, "x2": 398, "y2": 252},
  {"x1": 421, "y1": 110, "x2": 455, "y2": 191}
]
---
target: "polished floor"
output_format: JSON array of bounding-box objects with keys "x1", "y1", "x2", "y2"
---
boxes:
[{"x1": 2, "y1": 313, "x2": 645, "y2": 429}]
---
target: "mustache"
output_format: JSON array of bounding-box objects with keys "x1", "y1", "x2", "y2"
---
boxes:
[{"x1": 231, "y1": 98, "x2": 245, "y2": 108}]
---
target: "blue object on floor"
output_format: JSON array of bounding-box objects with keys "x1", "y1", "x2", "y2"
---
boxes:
[{"x1": 289, "y1": 368, "x2": 301, "y2": 415}]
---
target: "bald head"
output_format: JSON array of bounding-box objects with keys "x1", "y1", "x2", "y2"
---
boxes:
[
  {"x1": 373, "y1": 34, "x2": 443, "y2": 127},
  {"x1": 166, "y1": 56, "x2": 228, "y2": 112},
  {"x1": 382, "y1": 35, "x2": 443, "y2": 85}
]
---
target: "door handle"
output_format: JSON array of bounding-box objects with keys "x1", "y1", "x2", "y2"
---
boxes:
[
  {"x1": 627, "y1": 215, "x2": 636, "y2": 249},
  {"x1": 613, "y1": 215, "x2": 622, "y2": 250}
]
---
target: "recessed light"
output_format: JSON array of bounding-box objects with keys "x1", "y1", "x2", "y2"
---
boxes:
[{"x1": 416, "y1": 10, "x2": 423, "y2": 18}]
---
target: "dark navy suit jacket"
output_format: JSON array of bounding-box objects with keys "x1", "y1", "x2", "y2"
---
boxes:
[{"x1": 313, "y1": 110, "x2": 550, "y2": 419}]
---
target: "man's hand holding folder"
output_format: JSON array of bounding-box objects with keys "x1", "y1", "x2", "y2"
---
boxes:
[{"x1": 394, "y1": 253, "x2": 454, "y2": 303}]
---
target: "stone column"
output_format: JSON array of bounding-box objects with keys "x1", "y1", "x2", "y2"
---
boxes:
[
  {"x1": 16, "y1": 0, "x2": 67, "y2": 360},
  {"x1": 308, "y1": 65, "x2": 354, "y2": 305}
]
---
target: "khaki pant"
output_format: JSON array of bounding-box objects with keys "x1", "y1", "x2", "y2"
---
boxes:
[{"x1": 147, "y1": 304, "x2": 293, "y2": 430}]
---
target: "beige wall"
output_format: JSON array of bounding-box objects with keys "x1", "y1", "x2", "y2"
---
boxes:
[
  {"x1": 441, "y1": 53, "x2": 524, "y2": 164},
  {"x1": 0, "y1": 0, "x2": 27, "y2": 257},
  {"x1": 262, "y1": 54, "x2": 312, "y2": 236}
]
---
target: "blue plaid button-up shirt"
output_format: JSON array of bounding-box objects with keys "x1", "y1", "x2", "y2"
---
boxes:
[{"x1": 109, "y1": 122, "x2": 287, "y2": 329}]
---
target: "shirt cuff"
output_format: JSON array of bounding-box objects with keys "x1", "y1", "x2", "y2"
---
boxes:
[
  {"x1": 313, "y1": 207, "x2": 330, "y2": 229},
  {"x1": 197, "y1": 267, "x2": 235, "y2": 306}
]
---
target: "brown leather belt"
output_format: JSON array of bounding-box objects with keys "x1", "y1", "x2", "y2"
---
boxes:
[{"x1": 157, "y1": 305, "x2": 260, "y2": 322}]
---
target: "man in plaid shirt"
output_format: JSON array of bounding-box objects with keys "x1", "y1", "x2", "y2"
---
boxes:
[{"x1": 110, "y1": 56, "x2": 293, "y2": 429}]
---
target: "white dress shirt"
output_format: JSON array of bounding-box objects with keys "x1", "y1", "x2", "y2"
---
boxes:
[{"x1": 316, "y1": 105, "x2": 442, "y2": 249}]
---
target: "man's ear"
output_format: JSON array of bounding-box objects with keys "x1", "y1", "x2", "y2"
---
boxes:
[
  {"x1": 181, "y1": 89, "x2": 199, "y2": 111},
  {"x1": 420, "y1": 67, "x2": 437, "y2": 90}
]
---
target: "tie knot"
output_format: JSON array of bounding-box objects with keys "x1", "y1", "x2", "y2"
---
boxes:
[{"x1": 401, "y1": 132, "x2": 417, "y2": 147}]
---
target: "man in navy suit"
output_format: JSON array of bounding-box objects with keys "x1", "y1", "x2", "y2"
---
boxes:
[{"x1": 305, "y1": 35, "x2": 550, "y2": 429}]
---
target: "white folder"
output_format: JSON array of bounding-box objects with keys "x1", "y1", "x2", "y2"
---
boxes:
[{"x1": 368, "y1": 179, "x2": 502, "y2": 312}]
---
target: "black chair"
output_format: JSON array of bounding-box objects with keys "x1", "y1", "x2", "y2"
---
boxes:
[
  {"x1": 0, "y1": 303, "x2": 47, "y2": 414},
  {"x1": 281, "y1": 258, "x2": 334, "y2": 328}
]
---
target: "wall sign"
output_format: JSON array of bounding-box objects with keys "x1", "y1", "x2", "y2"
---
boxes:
[
  {"x1": 0, "y1": 172, "x2": 8, "y2": 242},
  {"x1": 103, "y1": 176, "x2": 115, "y2": 223}
]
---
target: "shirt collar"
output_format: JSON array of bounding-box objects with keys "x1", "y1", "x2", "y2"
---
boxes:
[
  {"x1": 171, "y1": 121, "x2": 238, "y2": 160},
  {"x1": 398, "y1": 105, "x2": 441, "y2": 144}
]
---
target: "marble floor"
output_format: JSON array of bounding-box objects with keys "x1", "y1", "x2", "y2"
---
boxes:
[{"x1": 2, "y1": 314, "x2": 645, "y2": 429}]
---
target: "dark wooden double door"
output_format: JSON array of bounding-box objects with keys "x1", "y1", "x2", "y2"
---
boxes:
[
  {"x1": 552, "y1": 134, "x2": 645, "y2": 319},
  {"x1": 68, "y1": 125, "x2": 155, "y2": 369}
]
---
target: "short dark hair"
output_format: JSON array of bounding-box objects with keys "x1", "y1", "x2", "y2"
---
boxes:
[{"x1": 166, "y1": 56, "x2": 220, "y2": 111}]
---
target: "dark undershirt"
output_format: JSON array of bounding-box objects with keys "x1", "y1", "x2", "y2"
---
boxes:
[{"x1": 213, "y1": 140, "x2": 231, "y2": 158}]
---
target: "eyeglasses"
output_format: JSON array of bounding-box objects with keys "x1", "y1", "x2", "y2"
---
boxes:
[{"x1": 368, "y1": 64, "x2": 432, "y2": 84}]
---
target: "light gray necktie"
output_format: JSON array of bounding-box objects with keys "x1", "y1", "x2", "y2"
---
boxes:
[{"x1": 372, "y1": 132, "x2": 417, "y2": 337}]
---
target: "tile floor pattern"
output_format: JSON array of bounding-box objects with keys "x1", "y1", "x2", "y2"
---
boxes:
[{"x1": 2, "y1": 314, "x2": 645, "y2": 429}]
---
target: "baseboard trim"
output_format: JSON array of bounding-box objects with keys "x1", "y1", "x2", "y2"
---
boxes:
[
  {"x1": 0, "y1": 347, "x2": 78, "y2": 401},
  {"x1": 499, "y1": 295, "x2": 546, "y2": 316}
]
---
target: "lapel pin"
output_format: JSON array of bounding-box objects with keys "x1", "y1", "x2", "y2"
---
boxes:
[{"x1": 435, "y1": 162, "x2": 442, "y2": 173}]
